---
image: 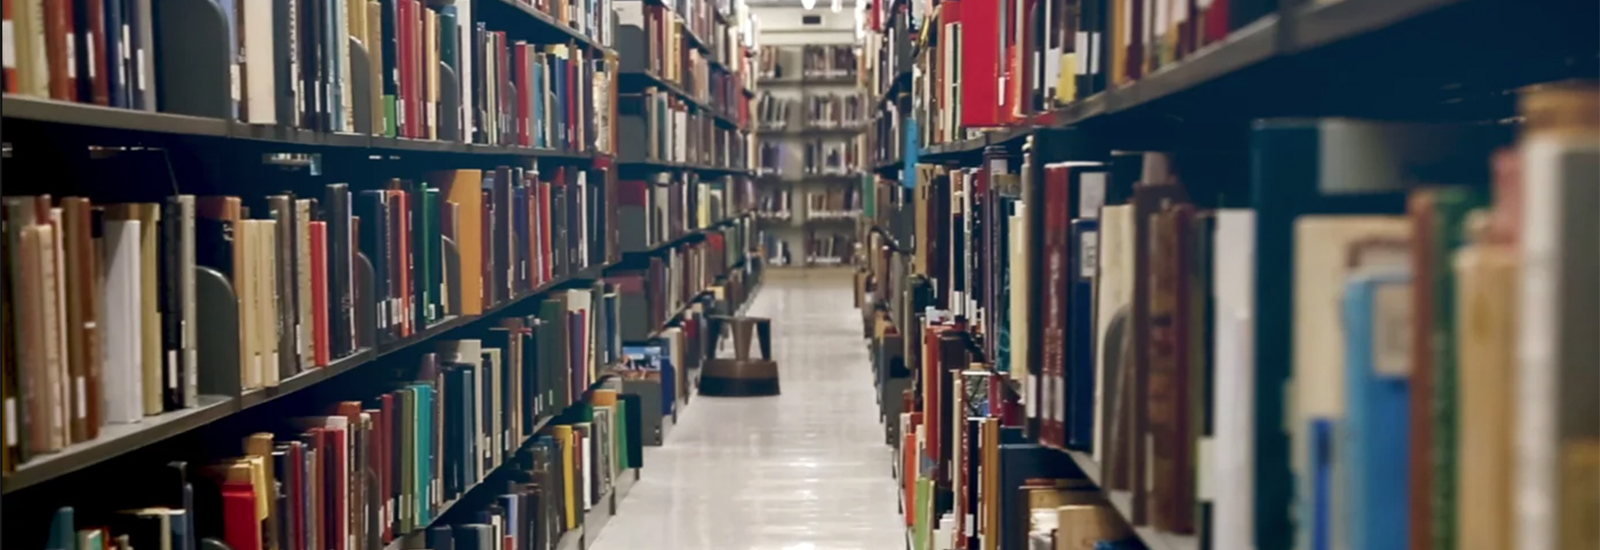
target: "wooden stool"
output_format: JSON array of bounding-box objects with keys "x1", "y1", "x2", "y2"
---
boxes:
[{"x1": 700, "y1": 315, "x2": 780, "y2": 396}]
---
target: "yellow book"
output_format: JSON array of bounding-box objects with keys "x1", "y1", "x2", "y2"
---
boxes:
[
  {"x1": 552, "y1": 425, "x2": 577, "y2": 530},
  {"x1": 1452, "y1": 214, "x2": 1517, "y2": 550}
]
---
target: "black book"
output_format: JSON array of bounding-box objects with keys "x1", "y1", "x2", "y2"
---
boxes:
[
  {"x1": 493, "y1": 166, "x2": 513, "y2": 303},
  {"x1": 274, "y1": 0, "x2": 300, "y2": 125},
  {"x1": 564, "y1": 169, "x2": 581, "y2": 272},
  {"x1": 550, "y1": 180, "x2": 568, "y2": 278},
  {"x1": 473, "y1": 23, "x2": 489, "y2": 144},
  {"x1": 326, "y1": 184, "x2": 356, "y2": 356},
  {"x1": 161, "y1": 199, "x2": 198, "y2": 411},
  {"x1": 427, "y1": 526, "x2": 455, "y2": 550},
  {"x1": 442, "y1": 365, "x2": 465, "y2": 497}
]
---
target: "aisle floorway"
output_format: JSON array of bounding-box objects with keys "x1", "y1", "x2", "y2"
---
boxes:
[{"x1": 589, "y1": 267, "x2": 905, "y2": 550}]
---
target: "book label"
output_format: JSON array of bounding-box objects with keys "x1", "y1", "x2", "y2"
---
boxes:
[
  {"x1": 2, "y1": 22, "x2": 13, "y2": 69},
  {"x1": 167, "y1": 350, "x2": 179, "y2": 389},
  {"x1": 3, "y1": 398, "x2": 16, "y2": 445},
  {"x1": 75, "y1": 376, "x2": 86, "y2": 419},
  {"x1": 87, "y1": 35, "x2": 96, "y2": 78},
  {"x1": 66, "y1": 35, "x2": 76, "y2": 79}
]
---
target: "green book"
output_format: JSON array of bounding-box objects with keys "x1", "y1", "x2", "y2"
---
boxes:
[
  {"x1": 614, "y1": 400, "x2": 630, "y2": 471},
  {"x1": 539, "y1": 297, "x2": 571, "y2": 413},
  {"x1": 1421, "y1": 188, "x2": 1484, "y2": 550},
  {"x1": 417, "y1": 186, "x2": 439, "y2": 326}
]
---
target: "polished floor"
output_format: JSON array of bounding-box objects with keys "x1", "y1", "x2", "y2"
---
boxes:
[{"x1": 589, "y1": 268, "x2": 905, "y2": 550}]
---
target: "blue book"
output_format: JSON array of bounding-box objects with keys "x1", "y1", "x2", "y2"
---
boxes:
[
  {"x1": 46, "y1": 507, "x2": 74, "y2": 550},
  {"x1": 903, "y1": 118, "x2": 919, "y2": 185},
  {"x1": 1309, "y1": 418, "x2": 1335, "y2": 550},
  {"x1": 532, "y1": 55, "x2": 546, "y2": 149},
  {"x1": 217, "y1": 0, "x2": 239, "y2": 118},
  {"x1": 104, "y1": 0, "x2": 126, "y2": 107},
  {"x1": 1067, "y1": 218, "x2": 1099, "y2": 450},
  {"x1": 415, "y1": 384, "x2": 435, "y2": 523},
  {"x1": 1342, "y1": 268, "x2": 1413, "y2": 550}
]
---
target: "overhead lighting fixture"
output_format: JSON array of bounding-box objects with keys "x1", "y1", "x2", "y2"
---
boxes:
[
  {"x1": 802, "y1": 0, "x2": 815, "y2": 10},
  {"x1": 831, "y1": 0, "x2": 840, "y2": 12}
]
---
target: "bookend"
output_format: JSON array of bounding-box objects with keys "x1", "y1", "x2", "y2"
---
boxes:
[
  {"x1": 350, "y1": 39, "x2": 374, "y2": 135},
  {"x1": 194, "y1": 266, "x2": 243, "y2": 397},
  {"x1": 438, "y1": 63, "x2": 462, "y2": 142},
  {"x1": 441, "y1": 236, "x2": 461, "y2": 317},
  {"x1": 355, "y1": 252, "x2": 377, "y2": 350},
  {"x1": 154, "y1": 0, "x2": 233, "y2": 118}
]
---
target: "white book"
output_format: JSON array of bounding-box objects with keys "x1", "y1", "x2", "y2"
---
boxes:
[
  {"x1": 458, "y1": 0, "x2": 473, "y2": 140},
  {"x1": 1091, "y1": 204, "x2": 1134, "y2": 465},
  {"x1": 337, "y1": 0, "x2": 354, "y2": 132},
  {"x1": 102, "y1": 220, "x2": 145, "y2": 424},
  {"x1": 296, "y1": 200, "x2": 314, "y2": 368},
  {"x1": 242, "y1": 0, "x2": 277, "y2": 124},
  {"x1": 1211, "y1": 209, "x2": 1255, "y2": 550},
  {"x1": 48, "y1": 209, "x2": 70, "y2": 446},
  {"x1": 1515, "y1": 129, "x2": 1600, "y2": 550}
]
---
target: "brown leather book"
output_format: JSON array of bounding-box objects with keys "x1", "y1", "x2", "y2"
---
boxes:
[
  {"x1": 2, "y1": 222, "x2": 19, "y2": 471},
  {"x1": 42, "y1": 0, "x2": 72, "y2": 100},
  {"x1": 1407, "y1": 191, "x2": 1439, "y2": 550},
  {"x1": 1146, "y1": 202, "x2": 1195, "y2": 533},
  {"x1": 62, "y1": 197, "x2": 100, "y2": 442},
  {"x1": 1122, "y1": 172, "x2": 1186, "y2": 524}
]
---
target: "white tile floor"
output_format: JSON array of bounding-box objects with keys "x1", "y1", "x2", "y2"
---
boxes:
[{"x1": 588, "y1": 268, "x2": 905, "y2": 550}]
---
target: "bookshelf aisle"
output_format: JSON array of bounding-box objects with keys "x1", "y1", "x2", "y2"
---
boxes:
[
  {"x1": 751, "y1": 7, "x2": 867, "y2": 267},
  {"x1": 0, "y1": 0, "x2": 759, "y2": 549},
  {"x1": 855, "y1": 0, "x2": 1597, "y2": 550}
]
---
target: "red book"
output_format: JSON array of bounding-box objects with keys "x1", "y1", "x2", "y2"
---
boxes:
[
  {"x1": 538, "y1": 177, "x2": 552, "y2": 283},
  {"x1": 221, "y1": 482, "x2": 263, "y2": 550},
  {"x1": 514, "y1": 42, "x2": 531, "y2": 147},
  {"x1": 310, "y1": 221, "x2": 330, "y2": 367},
  {"x1": 324, "y1": 425, "x2": 348, "y2": 550},
  {"x1": 378, "y1": 394, "x2": 396, "y2": 540},
  {"x1": 958, "y1": 0, "x2": 1000, "y2": 127},
  {"x1": 1204, "y1": 0, "x2": 1231, "y2": 45},
  {"x1": 1040, "y1": 163, "x2": 1071, "y2": 448},
  {"x1": 287, "y1": 442, "x2": 306, "y2": 550},
  {"x1": 43, "y1": 0, "x2": 73, "y2": 100},
  {"x1": 79, "y1": 0, "x2": 109, "y2": 105}
]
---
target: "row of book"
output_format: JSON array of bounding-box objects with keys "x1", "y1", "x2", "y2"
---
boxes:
[
  {"x1": 805, "y1": 188, "x2": 863, "y2": 216},
  {"x1": 914, "y1": 0, "x2": 1272, "y2": 146},
  {"x1": 28, "y1": 314, "x2": 640, "y2": 550},
  {"x1": 758, "y1": 231, "x2": 792, "y2": 267},
  {"x1": 804, "y1": 93, "x2": 867, "y2": 129},
  {"x1": 617, "y1": 88, "x2": 749, "y2": 168},
  {"x1": 0, "y1": 165, "x2": 612, "y2": 472},
  {"x1": 891, "y1": 379, "x2": 1141, "y2": 550},
  {"x1": 861, "y1": 0, "x2": 914, "y2": 102},
  {"x1": 616, "y1": 0, "x2": 744, "y2": 122},
  {"x1": 870, "y1": 102, "x2": 908, "y2": 170},
  {"x1": 757, "y1": 45, "x2": 859, "y2": 80},
  {"x1": 606, "y1": 237, "x2": 731, "y2": 345},
  {"x1": 616, "y1": 175, "x2": 753, "y2": 253},
  {"x1": 1, "y1": 0, "x2": 613, "y2": 152},
  {"x1": 895, "y1": 85, "x2": 1597, "y2": 550},
  {"x1": 754, "y1": 93, "x2": 794, "y2": 130},
  {"x1": 804, "y1": 233, "x2": 854, "y2": 265},
  {"x1": 756, "y1": 190, "x2": 794, "y2": 218},
  {"x1": 756, "y1": 141, "x2": 863, "y2": 176},
  {"x1": 412, "y1": 375, "x2": 644, "y2": 550}
]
